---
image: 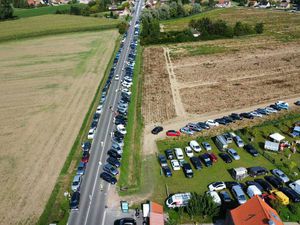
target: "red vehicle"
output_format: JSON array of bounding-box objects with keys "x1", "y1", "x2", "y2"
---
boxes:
[
  {"x1": 81, "y1": 152, "x2": 90, "y2": 163},
  {"x1": 208, "y1": 153, "x2": 218, "y2": 163},
  {"x1": 166, "y1": 130, "x2": 181, "y2": 137}
]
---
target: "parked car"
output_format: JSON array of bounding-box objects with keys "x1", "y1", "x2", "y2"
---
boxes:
[
  {"x1": 225, "y1": 181, "x2": 241, "y2": 189},
  {"x1": 87, "y1": 128, "x2": 96, "y2": 139},
  {"x1": 248, "y1": 166, "x2": 268, "y2": 177},
  {"x1": 254, "y1": 178, "x2": 273, "y2": 192},
  {"x1": 265, "y1": 175, "x2": 283, "y2": 189},
  {"x1": 240, "y1": 112, "x2": 254, "y2": 119},
  {"x1": 275, "y1": 101, "x2": 289, "y2": 110},
  {"x1": 197, "y1": 122, "x2": 210, "y2": 129},
  {"x1": 71, "y1": 175, "x2": 82, "y2": 192},
  {"x1": 232, "y1": 185, "x2": 247, "y2": 205},
  {"x1": 151, "y1": 126, "x2": 163, "y2": 134},
  {"x1": 270, "y1": 190, "x2": 289, "y2": 205},
  {"x1": 186, "y1": 123, "x2": 202, "y2": 132},
  {"x1": 265, "y1": 106, "x2": 278, "y2": 114},
  {"x1": 208, "y1": 182, "x2": 226, "y2": 191},
  {"x1": 219, "y1": 191, "x2": 232, "y2": 203},
  {"x1": 81, "y1": 141, "x2": 91, "y2": 152},
  {"x1": 289, "y1": 180, "x2": 300, "y2": 195},
  {"x1": 244, "y1": 144, "x2": 259, "y2": 157},
  {"x1": 185, "y1": 146, "x2": 194, "y2": 158},
  {"x1": 271, "y1": 169, "x2": 290, "y2": 183},
  {"x1": 190, "y1": 156, "x2": 202, "y2": 170},
  {"x1": 103, "y1": 163, "x2": 119, "y2": 176},
  {"x1": 158, "y1": 154, "x2": 168, "y2": 167},
  {"x1": 279, "y1": 187, "x2": 300, "y2": 203},
  {"x1": 227, "y1": 149, "x2": 240, "y2": 160},
  {"x1": 207, "y1": 191, "x2": 222, "y2": 206},
  {"x1": 234, "y1": 136, "x2": 244, "y2": 148},
  {"x1": 205, "y1": 120, "x2": 219, "y2": 127},
  {"x1": 229, "y1": 113, "x2": 242, "y2": 121},
  {"x1": 166, "y1": 130, "x2": 180, "y2": 137},
  {"x1": 295, "y1": 100, "x2": 300, "y2": 106},
  {"x1": 81, "y1": 151, "x2": 90, "y2": 163},
  {"x1": 189, "y1": 140, "x2": 202, "y2": 152},
  {"x1": 77, "y1": 162, "x2": 86, "y2": 175},
  {"x1": 247, "y1": 185, "x2": 262, "y2": 198},
  {"x1": 100, "y1": 172, "x2": 117, "y2": 184},
  {"x1": 107, "y1": 149, "x2": 122, "y2": 160},
  {"x1": 107, "y1": 156, "x2": 121, "y2": 168},
  {"x1": 171, "y1": 159, "x2": 180, "y2": 171},
  {"x1": 182, "y1": 163, "x2": 194, "y2": 178},
  {"x1": 250, "y1": 111, "x2": 263, "y2": 118},
  {"x1": 208, "y1": 153, "x2": 218, "y2": 163},
  {"x1": 256, "y1": 108, "x2": 268, "y2": 115},
  {"x1": 215, "y1": 118, "x2": 228, "y2": 125},
  {"x1": 180, "y1": 127, "x2": 195, "y2": 135},
  {"x1": 245, "y1": 181, "x2": 264, "y2": 192},
  {"x1": 202, "y1": 142, "x2": 212, "y2": 151},
  {"x1": 200, "y1": 153, "x2": 213, "y2": 167},
  {"x1": 114, "y1": 218, "x2": 137, "y2": 225},
  {"x1": 165, "y1": 149, "x2": 175, "y2": 160},
  {"x1": 174, "y1": 148, "x2": 184, "y2": 159},
  {"x1": 117, "y1": 124, "x2": 127, "y2": 135},
  {"x1": 70, "y1": 191, "x2": 80, "y2": 210},
  {"x1": 219, "y1": 153, "x2": 232, "y2": 163},
  {"x1": 96, "y1": 105, "x2": 102, "y2": 114},
  {"x1": 162, "y1": 166, "x2": 172, "y2": 177}
]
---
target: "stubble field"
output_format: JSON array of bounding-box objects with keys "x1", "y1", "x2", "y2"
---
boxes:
[{"x1": 0, "y1": 30, "x2": 118, "y2": 225}]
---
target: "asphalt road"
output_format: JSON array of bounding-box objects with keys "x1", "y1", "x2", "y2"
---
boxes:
[{"x1": 67, "y1": 1, "x2": 143, "y2": 224}]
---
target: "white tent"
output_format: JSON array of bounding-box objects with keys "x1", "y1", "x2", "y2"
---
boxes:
[
  {"x1": 264, "y1": 141, "x2": 279, "y2": 152},
  {"x1": 270, "y1": 133, "x2": 285, "y2": 142}
]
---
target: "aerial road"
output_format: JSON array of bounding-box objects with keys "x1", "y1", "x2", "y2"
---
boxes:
[{"x1": 67, "y1": 0, "x2": 143, "y2": 224}]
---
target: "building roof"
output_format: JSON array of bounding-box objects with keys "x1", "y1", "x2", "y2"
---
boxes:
[
  {"x1": 149, "y1": 202, "x2": 164, "y2": 225},
  {"x1": 270, "y1": 133, "x2": 285, "y2": 142},
  {"x1": 229, "y1": 195, "x2": 284, "y2": 225}
]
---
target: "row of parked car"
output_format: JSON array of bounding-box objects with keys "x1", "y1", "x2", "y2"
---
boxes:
[
  {"x1": 167, "y1": 101, "x2": 291, "y2": 136},
  {"x1": 100, "y1": 19, "x2": 141, "y2": 185}
]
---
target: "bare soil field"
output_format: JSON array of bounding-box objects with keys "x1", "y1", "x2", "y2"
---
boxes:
[
  {"x1": 142, "y1": 47, "x2": 176, "y2": 124},
  {"x1": 0, "y1": 30, "x2": 118, "y2": 225}
]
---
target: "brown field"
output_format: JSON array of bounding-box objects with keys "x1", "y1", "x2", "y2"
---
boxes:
[{"x1": 0, "y1": 30, "x2": 118, "y2": 225}]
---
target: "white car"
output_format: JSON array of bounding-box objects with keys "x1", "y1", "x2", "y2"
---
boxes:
[
  {"x1": 184, "y1": 147, "x2": 194, "y2": 158},
  {"x1": 96, "y1": 105, "x2": 102, "y2": 114},
  {"x1": 247, "y1": 185, "x2": 262, "y2": 198},
  {"x1": 227, "y1": 148, "x2": 240, "y2": 160},
  {"x1": 174, "y1": 148, "x2": 184, "y2": 159},
  {"x1": 87, "y1": 128, "x2": 96, "y2": 139},
  {"x1": 289, "y1": 180, "x2": 300, "y2": 195},
  {"x1": 115, "y1": 74, "x2": 119, "y2": 80},
  {"x1": 71, "y1": 175, "x2": 82, "y2": 192},
  {"x1": 117, "y1": 124, "x2": 127, "y2": 135},
  {"x1": 265, "y1": 107, "x2": 277, "y2": 113},
  {"x1": 272, "y1": 169, "x2": 290, "y2": 183},
  {"x1": 205, "y1": 120, "x2": 219, "y2": 127},
  {"x1": 208, "y1": 182, "x2": 226, "y2": 192},
  {"x1": 122, "y1": 81, "x2": 132, "y2": 88},
  {"x1": 171, "y1": 160, "x2": 180, "y2": 171},
  {"x1": 189, "y1": 140, "x2": 201, "y2": 152},
  {"x1": 250, "y1": 111, "x2": 263, "y2": 117},
  {"x1": 207, "y1": 191, "x2": 222, "y2": 206},
  {"x1": 121, "y1": 88, "x2": 131, "y2": 95}
]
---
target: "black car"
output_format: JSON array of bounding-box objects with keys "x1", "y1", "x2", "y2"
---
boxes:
[
  {"x1": 82, "y1": 141, "x2": 91, "y2": 152},
  {"x1": 219, "y1": 191, "x2": 233, "y2": 203},
  {"x1": 114, "y1": 131, "x2": 125, "y2": 139},
  {"x1": 196, "y1": 122, "x2": 210, "y2": 129},
  {"x1": 295, "y1": 100, "x2": 300, "y2": 106},
  {"x1": 229, "y1": 113, "x2": 242, "y2": 121},
  {"x1": 114, "y1": 218, "x2": 137, "y2": 225},
  {"x1": 100, "y1": 172, "x2": 117, "y2": 184},
  {"x1": 279, "y1": 187, "x2": 300, "y2": 203},
  {"x1": 190, "y1": 156, "x2": 202, "y2": 170},
  {"x1": 200, "y1": 153, "x2": 212, "y2": 167},
  {"x1": 215, "y1": 118, "x2": 228, "y2": 125},
  {"x1": 158, "y1": 154, "x2": 168, "y2": 167},
  {"x1": 224, "y1": 181, "x2": 240, "y2": 189},
  {"x1": 248, "y1": 166, "x2": 268, "y2": 177},
  {"x1": 254, "y1": 178, "x2": 273, "y2": 192},
  {"x1": 151, "y1": 126, "x2": 163, "y2": 135},
  {"x1": 223, "y1": 116, "x2": 234, "y2": 123},
  {"x1": 165, "y1": 149, "x2": 175, "y2": 160},
  {"x1": 182, "y1": 163, "x2": 194, "y2": 178},
  {"x1": 265, "y1": 176, "x2": 283, "y2": 189},
  {"x1": 162, "y1": 166, "x2": 172, "y2": 177},
  {"x1": 245, "y1": 181, "x2": 264, "y2": 192},
  {"x1": 270, "y1": 104, "x2": 282, "y2": 111},
  {"x1": 256, "y1": 108, "x2": 268, "y2": 115},
  {"x1": 219, "y1": 153, "x2": 232, "y2": 163},
  {"x1": 70, "y1": 191, "x2": 80, "y2": 210},
  {"x1": 107, "y1": 149, "x2": 122, "y2": 160},
  {"x1": 240, "y1": 112, "x2": 254, "y2": 119},
  {"x1": 107, "y1": 156, "x2": 121, "y2": 168},
  {"x1": 93, "y1": 113, "x2": 100, "y2": 122},
  {"x1": 244, "y1": 144, "x2": 259, "y2": 157},
  {"x1": 90, "y1": 120, "x2": 98, "y2": 129}
]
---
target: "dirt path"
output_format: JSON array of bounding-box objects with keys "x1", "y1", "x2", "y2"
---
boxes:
[{"x1": 163, "y1": 47, "x2": 186, "y2": 117}]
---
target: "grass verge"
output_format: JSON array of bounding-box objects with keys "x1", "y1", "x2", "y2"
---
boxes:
[
  {"x1": 36, "y1": 35, "x2": 121, "y2": 225},
  {"x1": 118, "y1": 44, "x2": 144, "y2": 194}
]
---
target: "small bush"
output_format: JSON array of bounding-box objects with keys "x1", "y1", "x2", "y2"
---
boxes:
[{"x1": 255, "y1": 22, "x2": 264, "y2": 34}]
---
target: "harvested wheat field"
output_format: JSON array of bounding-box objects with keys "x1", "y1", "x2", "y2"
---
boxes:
[
  {"x1": 0, "y1": 30, "x2": 118, "y2": 225},
  {"x1": 142, "y1": 47, "x2": 176, "y2": 124}
]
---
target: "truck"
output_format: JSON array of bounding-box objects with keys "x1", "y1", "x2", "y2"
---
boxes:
[
  {"x1": 214, "y1": 135, "x2": 228, "y2": 151},
  {"x1": 166, "y1": 193, "x2": 191, "y2": 208}
]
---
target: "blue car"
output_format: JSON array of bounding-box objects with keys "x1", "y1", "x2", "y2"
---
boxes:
[
  {"x1": 77, "y1": 162, "x2": 86, "y2": 175},
  {"x1": 200, "y1": 153, "x2": 213, "y2": 167}
]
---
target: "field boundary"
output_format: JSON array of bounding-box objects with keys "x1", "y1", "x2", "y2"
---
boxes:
[{"x1": 36, "y1": 35, "x2": 121, "y2": 225}]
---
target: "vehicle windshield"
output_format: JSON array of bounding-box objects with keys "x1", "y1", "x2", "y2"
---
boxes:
[
  {"x1": 239, "y1": 195, "x2": 246, "y2": 201},
  {"x1": 167, "y1": 198, "x2": 173, "y2": 204}
]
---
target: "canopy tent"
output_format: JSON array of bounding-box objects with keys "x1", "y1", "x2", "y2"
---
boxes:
[
  {"x1": 265, "y1": 141, "x2": 280, "y2": 152},
  {"x1": 270, "y1": 133, "x2": 285, "y2": 142}
]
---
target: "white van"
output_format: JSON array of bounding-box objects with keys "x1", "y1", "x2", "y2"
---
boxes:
[
  {"x1": 231, "y1": 167, "x2": 248, "y2": 180},
  {"x1": 289, "y1": 180, "x2": 300, "y2": 195},
  {"x1": 174, "y1": 148, "x2": 184, "y2": 159},
  {"x1": 166, "y1": 193, "x2": 191, "y2": 208},
  {"x1": 247, "y1": 185, "x2": 262, "y2": 198}
]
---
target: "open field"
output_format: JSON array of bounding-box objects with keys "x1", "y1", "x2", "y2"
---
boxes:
[
  {"x1": 0, "y1": 30, "x2": 118, "y2": 225},
  {"x1": 0, "y1": 14, "x2": 120, "y2": 42},
  {"x1": 162, "y1": 7, "x2": 300, "y2": 41}
]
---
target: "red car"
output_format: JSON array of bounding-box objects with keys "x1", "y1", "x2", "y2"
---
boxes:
[
  {"x1": 208, "y1": 153, "x2": 218, "y2": 163},
  {"x1": 166, "y1": 130, "x2": 180, "y2": 137},
  {"x1": 81, "y1": 152, "x2": 90, "y2": 163}
]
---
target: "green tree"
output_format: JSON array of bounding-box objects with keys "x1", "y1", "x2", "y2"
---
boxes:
[
  {"x1": 209, "y1": 0, "x2": 215, "y2": 7},
  {"x1": 169, "y1": 1, "x2": 178, "y2": 18},
  {"x1": 177, "y1": 1, "x2": 185, "y2": 17},
  {"x1": 255, "y1": 22, "x2": 264, "y2": 34},
  {"x1": 158, "y1": 4, "x2": 170, "y2": 20},
  {"x1": 118, "y1": 21, "x2": 129, "y2": 34},
  {"x1": 70, "y1": 5, "x2": 81, "y2": 15},
  {"x1": 234, "y1": 21, "x2": 254, "y2": 36},
  {"x1": 191, "y1": 3, "x2": 201, "y2": 14},
  {"x1": 0, "y1": 0, "x2": 14, "y2": 20},
  {"x1": 183, "y1": 4, "x2": 192, "y2": 16}
]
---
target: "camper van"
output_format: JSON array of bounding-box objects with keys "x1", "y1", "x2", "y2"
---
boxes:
[
  {"x1": 215, "y1": 135, "x2": 228, "y2": 151},
  {"x1": 166, "y1": 193, "x2": 191, "y2": 208},
  {"x1": 231, "y1": 167, "x2": 248, "y2": 180}
]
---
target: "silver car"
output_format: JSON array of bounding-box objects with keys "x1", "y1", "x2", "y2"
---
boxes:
[
  {"x1": 227, "y1": 148, "x2": 240, "y2": 160},
  {"x1": 103, "y1": 163, "x2": 119, "y2": 176},
  {"x1": 272, "y1": 169, "x2": 289, "y2": 183},
  {"x1": 232, "y1": 185, "x2": 247, "y2": 205},
  {"x1": 71, "y1": 175, "x2": 82, "y2": 192}
]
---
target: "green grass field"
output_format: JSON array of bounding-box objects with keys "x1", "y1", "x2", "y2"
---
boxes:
[
  {"x1": 162, "y1": 7, "x2": 300, "y2": 41},
  {"x1": 14, "y1": 4, "x2": 84, "y2": 18},
  {"x1": 154, "y1": 113, "x2": 300, "y2": 222},
  {"x1": 0, "y1": 14, "x2": 120, "y2": 42}
]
